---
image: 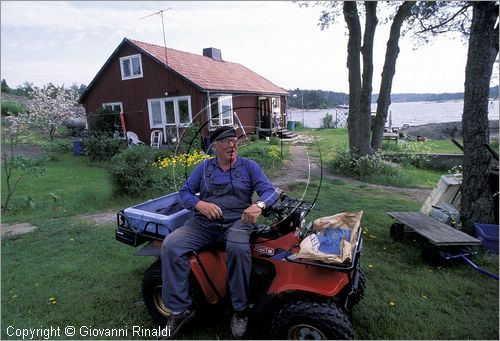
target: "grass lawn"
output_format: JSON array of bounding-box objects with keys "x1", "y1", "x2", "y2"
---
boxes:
[
  {"x1": 300, "y1": 128, "x2": 459, "y2": 188},
  {"x1": 1, "y1": 138, "x2": 498, "y2": 340}
]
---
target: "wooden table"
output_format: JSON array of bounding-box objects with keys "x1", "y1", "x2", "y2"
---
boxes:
[{"x1": 387, "y1": 211, "x2": 481, "y2": 246}]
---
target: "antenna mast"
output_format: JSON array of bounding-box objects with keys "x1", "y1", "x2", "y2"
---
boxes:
[{"x1": 140, "y1": 7, "x2": 172, "y2": 67}]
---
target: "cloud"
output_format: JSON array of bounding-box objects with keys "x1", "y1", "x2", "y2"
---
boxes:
[{"x1": 0, "y1": 1, "x2": 471, "y2": 92}]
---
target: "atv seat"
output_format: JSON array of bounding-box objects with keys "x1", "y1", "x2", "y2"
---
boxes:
[{"x1": 194, "y1": 241, "x2": 227, "y2": 253}]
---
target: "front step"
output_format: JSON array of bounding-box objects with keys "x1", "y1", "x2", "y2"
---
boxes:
[{"x1": 277, "y1": 129, "x2": 298, "y2": 139}]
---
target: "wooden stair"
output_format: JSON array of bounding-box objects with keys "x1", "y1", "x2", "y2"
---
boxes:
[{"x1": 277, "y1": 128, "x2": 298, "y2": 139}]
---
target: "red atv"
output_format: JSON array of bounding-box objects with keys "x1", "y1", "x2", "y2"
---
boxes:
[{"x1": 116, "y1": 192, "x2": 365, "y2": 339}]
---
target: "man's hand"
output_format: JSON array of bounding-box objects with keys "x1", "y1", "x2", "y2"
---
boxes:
[
  {"x1": 241, "y1": 204, "x2": 262, "y2": 224},
  {"x1": 195, "y1": 201, "x2": 223, "y2": 220}
]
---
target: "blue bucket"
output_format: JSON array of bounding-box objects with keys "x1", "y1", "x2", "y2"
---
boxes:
[{"x1": 474, "y1": 223, "x2": 499, "y2": 254}]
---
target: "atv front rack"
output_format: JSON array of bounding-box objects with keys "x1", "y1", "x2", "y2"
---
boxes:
[{"x1": 284, "y1": 226, "x2": 364, "y2": 272}]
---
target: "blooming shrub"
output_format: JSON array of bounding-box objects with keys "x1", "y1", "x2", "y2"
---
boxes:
[
  {"x1": 154, "y1": 151, "x2": 212, "y2": 189},
  {"x1": 155, "y1": 150, "x2": 212, "y2": 169},
  {"x1": 329, "y1": 149, "x2": 399, "y2": 178}
]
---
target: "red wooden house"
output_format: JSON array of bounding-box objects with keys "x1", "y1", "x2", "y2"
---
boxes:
[{"x1": 79, "y1": 38, "x2": 289, "y2": 146}]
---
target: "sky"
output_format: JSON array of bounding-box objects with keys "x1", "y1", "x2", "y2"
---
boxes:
[{"x1": 0, "y1": 1, "x2": 478, "y2": 94}]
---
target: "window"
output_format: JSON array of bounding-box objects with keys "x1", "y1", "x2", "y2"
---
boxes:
[
  {"x1": 150, "y1": 101, "x2": 162, "y2": 126},
  {"x1": 102, "y1": 102, "x2": 123, "y2": 113},
  {"x1": 209, "y1": 95, "x2": 233, "y2": 128},
  {"x1": 120, "y1": 54, "x2": 143, "y2": 80},
  {"x1": 147, "y1": 96, "x2": 192, "y2": 130}
]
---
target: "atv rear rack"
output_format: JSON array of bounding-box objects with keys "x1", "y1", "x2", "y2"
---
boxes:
[{"x1": 284, "y1": 226, "x2": 364, "y2": 272}]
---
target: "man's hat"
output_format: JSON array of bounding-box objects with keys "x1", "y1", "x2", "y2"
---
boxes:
[{"x1": 210, "y1": 126, "x2": 237, "y2": 143}]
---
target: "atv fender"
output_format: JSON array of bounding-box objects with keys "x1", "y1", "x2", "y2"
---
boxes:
[
  {"x1": 189, "y1": 250, "x2": 228, "y2": 304},
  {"x1": 267, "y1": 260, "x2": 351, "y2": 297}
]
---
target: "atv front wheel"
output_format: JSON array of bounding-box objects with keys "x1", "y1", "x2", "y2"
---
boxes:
[
  {"x1": 142, "y1": 260, "x2": 171, "y2": 326},
  {"x1": 142, "y1": 260, "x2": 203, "y2": 326},
  {"x1": 271, "y1": 297, "x2": 353, "y2": 340}
]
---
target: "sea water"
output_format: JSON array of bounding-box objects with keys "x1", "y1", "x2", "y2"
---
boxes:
[{"x1": 289, "y1": 99, "x2": 500, "y2": 128}]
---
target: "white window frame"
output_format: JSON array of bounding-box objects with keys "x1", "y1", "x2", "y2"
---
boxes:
[
  {"x1": 119, "y1": 54, "x2": 143, "y2": 80},
  {"x1": 102, "y1": 102, "x2": 123, "y2": 113},
  {"x1": 147, "y1": 96, "x2": 193, "y2": 141},
  {"x1": 209, "y1": 95, "x2": 234, "y2": 129}
]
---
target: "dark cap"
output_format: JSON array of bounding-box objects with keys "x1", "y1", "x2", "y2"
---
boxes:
[{"x1": 210, "y1": 126, "x2": 237, "y2": 143}]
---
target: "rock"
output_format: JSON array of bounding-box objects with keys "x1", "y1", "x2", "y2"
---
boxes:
[{"x1": 400, "y1": 120, "x2": 499, "y2": 140}]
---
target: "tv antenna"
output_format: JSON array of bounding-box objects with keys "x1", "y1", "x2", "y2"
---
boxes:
[{"x1": 140, "y1": 7, "x2": 173, "y2": 67}]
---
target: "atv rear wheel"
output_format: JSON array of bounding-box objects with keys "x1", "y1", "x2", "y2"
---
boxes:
[
  {"x1": 142, "y1": 260, "x2": 202, "y2": 326},
  {"x1": 271, "y1": 297, "x2": 353, "y2": 340}
]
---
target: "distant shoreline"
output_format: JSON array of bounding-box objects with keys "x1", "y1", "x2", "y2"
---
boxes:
[{"x1": 401, "y1": 120, "x2": 499, "y2": 140}]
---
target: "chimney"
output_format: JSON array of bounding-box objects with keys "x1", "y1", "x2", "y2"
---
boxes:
[{"x1": 203, "y1": 47, "x2": 222, "y2": 61}]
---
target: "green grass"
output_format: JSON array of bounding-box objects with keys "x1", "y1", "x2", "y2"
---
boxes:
[
  {"x1": 1, "y1": 153, "x2": 144, "y2": 223},
  {"x1": 2, "y1": 176, "x2": 498, "y2": 339}
]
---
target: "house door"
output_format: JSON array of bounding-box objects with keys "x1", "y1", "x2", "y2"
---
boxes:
[{"x1": 259, "y1": 98, "x2": 271, "y2": 129}]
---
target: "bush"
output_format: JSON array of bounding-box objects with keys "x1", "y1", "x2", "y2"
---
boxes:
[
  {"x1": 1, "y1": 101, "x2": 26, "y2": 116},
  {"x1": 294, "y1": 121, "x2": 304, "y2": 130},
  {"x1": 41, "y1": 140, "x2": 72, "y2": 161},
  {"x1": 490, "y1": 138, "x2": 499, "y2": 152},
  {"x1": 381, "y1": 141, "x2": 431, "y2": 168},
  {"x1": 83, "y1": 134, "x2": 127, "y2": 162},
  {"x1": 320, "y1": 113, "x2": 336, "y2": 129},
  {"x1": 329, "y1": 149, "x2": 399, "y2": 179},
  {"x1": 269, "y1": 136, "x2": 280, "y2": 145},
  {"x1": 239, "y1": 143, "x2": 287, "y2": 172},
  {"x1": 108, "y1": 146, "x2": 162, "y2": 196},
  {"x1": 179, "y1": 122, "x2": 204, "y2": 151},
  {"x1": 87, "y1": 107, "x2": 121, "y2": 135}
]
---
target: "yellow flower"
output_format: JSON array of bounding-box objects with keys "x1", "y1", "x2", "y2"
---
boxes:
[
  {"x1": 388, "y1": 300, "x2": 396, "y2": 307},
  {"x1": 368, "y1": 264, "x2": 374, "y2": 269}
]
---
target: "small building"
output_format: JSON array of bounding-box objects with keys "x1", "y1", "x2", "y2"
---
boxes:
[{"x1": 79, "y1": 38, "x2": 288, "y2": 146}]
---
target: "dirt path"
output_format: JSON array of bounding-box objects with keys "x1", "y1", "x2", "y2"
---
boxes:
[{"x1": 273, "y1": 141, "x2": 431, "y2": 204}]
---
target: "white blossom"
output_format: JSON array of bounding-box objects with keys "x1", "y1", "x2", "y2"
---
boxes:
[{"x1": 19, "y1": 85, "x2": 84, "y2": 141}]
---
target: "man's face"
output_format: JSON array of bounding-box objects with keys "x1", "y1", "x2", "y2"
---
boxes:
[{"x1": 214, "y1": 137, "x2": 238, "y2": 164}]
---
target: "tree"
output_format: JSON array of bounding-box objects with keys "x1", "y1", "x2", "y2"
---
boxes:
[
  {"x1": 311, "y1": 1, "x2": 475, "y2": 155},
  {"x1": 19, "y1": 84, "x2": 83, "y2": 141},
  {"x1": 1, "y1": 79, "x2": 11, "y2": 93},
  {"x1": 1, "y1": 118, "x2": 45, "y2": 212},
  {"x1": 460, "y1": 2, "x2": 499, "y2": 226},
  {"x1": 342, "y1": 1, "x2": 378, "y2": 156},
  {"x1": 315, "y1": 1, "x2": 415, "y2": 156},
  {"x1": 371, "y1": 1, "x2": 415, "y2": 150}
]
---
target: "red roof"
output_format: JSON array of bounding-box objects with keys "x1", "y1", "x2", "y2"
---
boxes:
[{"x1": 129, "y1": 38, "x2": 287, "y2": 95}]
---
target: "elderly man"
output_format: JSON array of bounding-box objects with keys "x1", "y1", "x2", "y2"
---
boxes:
[{"x1": 160, "y1": 126, "x2": 278, "y2": 339}]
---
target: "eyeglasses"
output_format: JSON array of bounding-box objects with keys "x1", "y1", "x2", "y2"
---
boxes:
[{"x1": 217, "y1": 137, "x2": 239, "y2": 145}]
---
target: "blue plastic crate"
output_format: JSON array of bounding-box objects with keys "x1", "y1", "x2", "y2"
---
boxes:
[
  {"x1": 474, "y1": 223, "x2": 499, "y2": 254},
  {"x1": 123, "y1": 192, "x2": 193, "y2": 237}
]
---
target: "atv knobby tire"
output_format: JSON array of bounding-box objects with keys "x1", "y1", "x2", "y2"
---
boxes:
[
  {"x1": 271, "y1": 297, "x2": 353, "y2": 340},
  {"x1": 142, "y1": 260, "x2": 202, "y2": 326}
]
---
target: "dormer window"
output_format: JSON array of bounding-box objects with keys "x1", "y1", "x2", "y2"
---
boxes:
[{"x1": 120, "y1": 54, "x2": 143, "y2": 80}]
